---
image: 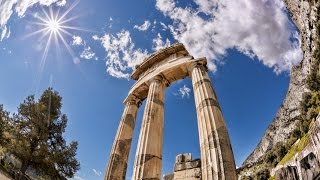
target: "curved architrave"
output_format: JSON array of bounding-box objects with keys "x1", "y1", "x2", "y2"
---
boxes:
[{"x1": 124, "y1": 56, "x2": 207, "y2": 103}]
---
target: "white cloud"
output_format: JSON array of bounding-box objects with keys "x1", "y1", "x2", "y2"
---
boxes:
[
  {"x1": 160, "y1": 22, "x2": 168, "y2": 31},
  {"x1": 0, "y1": 26, "x2": 9, "y2": 41},
  {"x1": 134, "y1": 20, "x2": 151, "y2": 31},
  {"x1": 72, "y1": 36, "x2": 83, "y2": 46},
  {"x1": 92, "y1": 169, "x2": 102, "y2": 176},
  {"x1": 156, "y1": 0, "x2": 303, "y2": 73},
  {"x1": 72, "y1": 35, "x2": 97, "y2": 61},
  {"x1": 152, "y1": 33, "x2": 171, "y2": 51},
  {"x1": 92, "y1": 35, "x2": 99, "y2": 41},
  {"x1": 56, "y1": 0, "x2": 66, "y2": 6},
  {"x1": 72, "y1": 176, "x2": 85, "y2": 180},
  {"x1": 0, "y1": 0, "x2": 67, "y2": 41},
  {"x1": 80, "y1": 46, "x2": 95, "y2": 60},
  {"x1": 95, "y1": 30, "x2": 148, "y2": 79},
  {"x1": 175, "y1": 85, "x2": 191, "y2": 98}
]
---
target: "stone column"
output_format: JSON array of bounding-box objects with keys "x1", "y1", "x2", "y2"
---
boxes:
[
  {"x1": 188, "y1": 61, "x2": 237, "y2": 180},
  {"x1": 104, "y1": 95, "x2": 141, "y2": 180},
  {"x1": 132, "y1": 75, "x2": 166, "y2": 180}
]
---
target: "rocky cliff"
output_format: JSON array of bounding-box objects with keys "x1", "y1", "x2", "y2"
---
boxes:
[{"x1": 243, "y1": 0, "x2": 319, "y2": 167}]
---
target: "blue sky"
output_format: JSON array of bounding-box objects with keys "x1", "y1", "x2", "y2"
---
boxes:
[{"x1": 0, "y1": 0, "x2": 302, "y2": 179}]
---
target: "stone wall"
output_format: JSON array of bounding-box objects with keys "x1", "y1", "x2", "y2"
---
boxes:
[{"x1": 163, "y1": 153, "x2": 201, "y2": 180}]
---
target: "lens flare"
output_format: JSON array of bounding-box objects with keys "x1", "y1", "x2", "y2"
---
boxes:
[
  {"x1": 23, "y1": 0, "x2": 92, "y2": 93},
  {"x1": 24, "y1": 0, "x2": 88, "y2": 71}
]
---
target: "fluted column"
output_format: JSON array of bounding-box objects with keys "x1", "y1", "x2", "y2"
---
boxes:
[
  {"x1": 132, "y1": 75, "x2": 166, "y2": 180},
  {"x1": 189, "y1": 61, "x2": 237, "y2": 180},
  {"x1": 104, "y1": 95, "x2": 141, "y2": 180}
]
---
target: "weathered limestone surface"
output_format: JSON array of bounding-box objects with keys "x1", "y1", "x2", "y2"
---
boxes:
[
  {"x1": 300, "y1": 153, "x2": 320, "y2": 180},
  {"x1": 132, "y1": 75, "x2": 166, "y2": 180},
  {"x1": 275, "y1": 166, "x2": 299, "y2": 180},
  {"x1": 164, "y1": 154, "x2": 201, "y2": 180},
  {"x1": 104, "y1": 96, "x2": 141, "y2": 180},
  {"x1": 174, "y1": 154, "x2": 201, "y2": 172},
  {"x1": 243, "y1": 0, "x2": 319, "y2": 168},
  {"x1": 189, "y1": 62, "x2": 237, "y2": 180}
]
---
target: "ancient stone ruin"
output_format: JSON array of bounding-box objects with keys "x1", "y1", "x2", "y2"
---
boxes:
[
  {"x1": 274, "y1": 115, "x2": 320, "y2": 180},
  {"x1": 103, "y1": 43, "x2": 237, "y2": 180},
  {"x1": 163, "y1": 153, "x2": 201, "y2": 180}
]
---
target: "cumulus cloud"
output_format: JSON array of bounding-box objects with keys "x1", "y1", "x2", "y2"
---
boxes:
[
  {"x1": 72, "y1": 35, "x2": 96, "y2": 61},
  {"x1": 152, "y1": 33, "x2": 171, "y2": 51},
  {"x1": 92, "y1": 169, "x2": 102, "y2": 176},
  {"x1": 72, "y1": 36, "x2": 83, "y2": 46},
  {"x1": 94, "y1": 30, "x2": 148, "y2": 79},
  {"x1": 80, "y1": 46, "x2": 95, "y2": 60},
  {"x1": 156, "y1": 0, "x2": 303, "y2": 73},
  {"x1": 134, "y1": 20, "x2": 151, "y2": 31},
  {"x1": 0, "y1": 0, "x2": 67, "y2": 41},
  {"x1": 175, "y1": 85, "x2": 191, "y2": 98}
]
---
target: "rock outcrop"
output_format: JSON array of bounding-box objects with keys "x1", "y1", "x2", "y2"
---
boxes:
[{"x1": 243, "y1": 0, "x2": 319, "y2": 167}]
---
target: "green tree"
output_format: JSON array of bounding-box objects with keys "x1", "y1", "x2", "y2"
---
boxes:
[
  {"x1": 0, "y1": 105, "x2": 10, "y2": 147},
  {"x1": 8, "y1": 88, "x2": 79, "y2": 179}
]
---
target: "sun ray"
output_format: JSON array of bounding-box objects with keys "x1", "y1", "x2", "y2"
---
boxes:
[
  {"x1": 55, "y1": 8, "x2": 61, "y2": 22},
  {"x1": 58, "y1": 0, "x2": 80, "y2": 22},
  {"x1": 60, "y1": 25, "x2": 96, "y2": 33},
  {"x1": 40, "y1": 31, "x2": 54, "y2": 71},
  {"x1": 23, "y1": 28, "x2": 49, "y2": 39},
  {"x1": 60, "y1": 15, "x2": 80, "y2": 24},
  {"x1": 59, "y1": 28, "x2": 74, "y2": 37},
  {"x1": 56, "y1": 30, "x2": 77, "y2": 59},
  {"x1": 41, "y1": 7, "x2": 51, "y2": 22}
]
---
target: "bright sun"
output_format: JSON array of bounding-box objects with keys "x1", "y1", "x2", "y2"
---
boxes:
[
  {"x1": 25, "y1": 1, "x2": 85, "y2": 70},
  {"x1": 47, "y1": 19, "x2": 61, "y2": 33}
]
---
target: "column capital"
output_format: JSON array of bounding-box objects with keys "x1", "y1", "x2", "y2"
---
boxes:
[
  {"x1": 187, "y1": 61, "x2": 208, "y2": 76},
  {"x1": 150, "y1": 74, "x2": 170, "y2": 87},
  {"x1": 125, "y1": 95, "x2": 142, "y2": 107}
]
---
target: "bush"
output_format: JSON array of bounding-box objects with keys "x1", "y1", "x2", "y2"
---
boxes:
[
  {"x1": 264, "y1": 151, "x2": 276, "y2": 165},
  {"x1": 254, "y1": 168, "x2": 270, "y2": 180},
  {"x1": 274, "y1": 142, "x2": 287, "y2": 162},
  {"x1": 240, "y1": 176, "x2": 253, "y2": 180}
]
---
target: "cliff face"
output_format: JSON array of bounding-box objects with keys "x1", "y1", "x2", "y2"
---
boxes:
[{"x1": 243, "y1": 0, "x2": 319, "y2": 166}]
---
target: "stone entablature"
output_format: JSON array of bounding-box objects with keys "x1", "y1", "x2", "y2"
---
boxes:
[
  {"x1": 104, "y1": 43, "x2": 237, "y2": 180},
  {"x1": 131, "y1": 43, "x2": 188, "y2": 80}
]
